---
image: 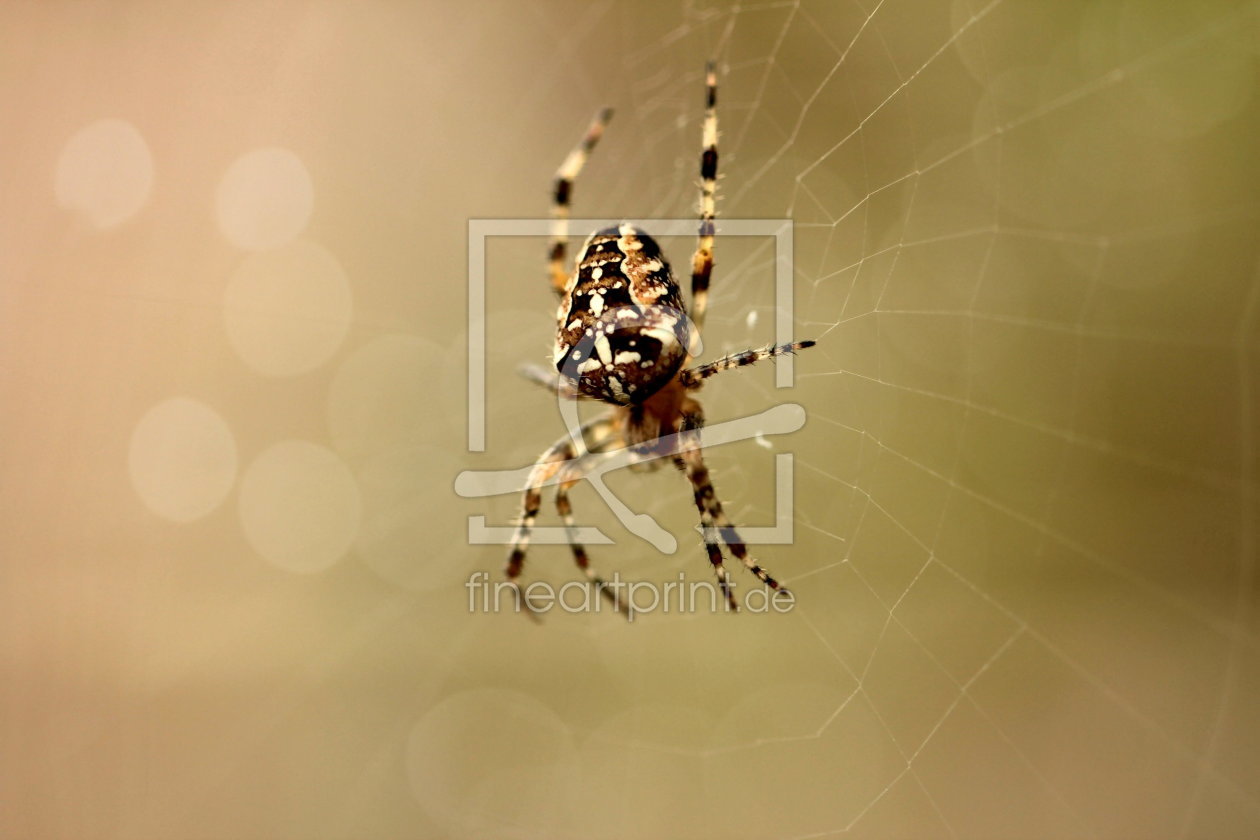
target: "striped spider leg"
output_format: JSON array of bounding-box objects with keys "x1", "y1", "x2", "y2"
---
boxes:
[
  {"x1": 550, "y1": 107, "x2": 613, "y2": 298},
  {"x1": 504, "y1": 416, "x2": 629, "y2": 618},
  {"x1": 675, "y1": 401, "x2": 788, "y2": 609},
  {"x1": 688, "y1": 61, "x2": 718, "y2": 340}
]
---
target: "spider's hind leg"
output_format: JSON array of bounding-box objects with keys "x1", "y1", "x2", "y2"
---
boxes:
[
  {"x1": 550, "y1": 107, "x2": 613, "y2": 297},
  {"x1": 688, "y1": 62, "x2": 719, "y2": 341}
]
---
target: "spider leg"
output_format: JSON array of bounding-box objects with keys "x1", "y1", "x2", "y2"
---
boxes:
[
  {"x1": 555, "y1": 468, "x2": 632, "y2": 618},
  {"x1": 517, "y1": 362, "x2": 584, "y2": 400},
  {"x1": 687, "y1": 62, "x2": 718, "y2": 343},
  {"x1": 504, "y1": 415, "x2": 622, "y2": 618},
  {"x1": 674, "y1": 406, "x2": 741, "y2": 611},
  {"x1": 551, "y1": 107, "x2": 613, "y2": 298},
  {"x1": 504, "y1": 438, "x2": 569, "y2": 619},
  {"x1": 675, "y1": 451, "x2": 741, "y2": 613},
  {"x1": 679, "y1": 340, "x2": 816, "y2": 389},
  {"x1": 677, "y1": 406, "x2": 787, "y2": 603}
]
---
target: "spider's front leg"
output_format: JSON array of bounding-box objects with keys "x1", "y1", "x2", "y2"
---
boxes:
[
  {"x1": 555, "y1": 468, "x2": 631, "y2": 617},
  {"x1": 505, "y1": 440, "x2": 570, "y2": 620},
  {"x1": 672, "y1": 459, "x2": 740, "y2": 613},
  {"x1": 505, "y1": 417, "x2": 627, "y2": 619},
  {"x1": 676, "y1": 404, "x2": 788, "y2": 612}
]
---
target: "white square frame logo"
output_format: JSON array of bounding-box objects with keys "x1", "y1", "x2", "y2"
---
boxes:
[{"x1": 458, "y1": 218, "x2": 804, "y2": 550}]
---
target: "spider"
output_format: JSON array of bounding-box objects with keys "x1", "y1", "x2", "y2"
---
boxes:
[{"x1": 505, "y1": 63, "x2": 815, "y2": 616}]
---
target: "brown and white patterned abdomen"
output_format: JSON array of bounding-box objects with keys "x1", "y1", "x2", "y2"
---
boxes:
[{"x1": 554, "y1": 224, "x2": 690, "y2": 405}]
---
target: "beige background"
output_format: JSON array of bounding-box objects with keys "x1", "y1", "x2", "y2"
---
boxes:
[{"x1": 3, "y1": 0, "x2": 1259, "y2": 837}]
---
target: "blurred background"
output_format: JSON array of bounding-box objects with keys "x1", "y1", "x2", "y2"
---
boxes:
[{"x1": 3, "y1": 0, "x2": 1259, "y2": 837}]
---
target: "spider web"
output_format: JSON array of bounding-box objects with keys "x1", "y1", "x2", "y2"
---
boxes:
[
  {"x1": 450, "y1": 1, "x2": 1260, "y2": 838},
  {"x1": 3, "y1": 1, "x2": 1258, "y2": 838}
]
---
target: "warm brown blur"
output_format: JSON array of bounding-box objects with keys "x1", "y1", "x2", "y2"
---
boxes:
[{"x1": 2, "y1": 1, "x2": 1258, "y2": 838}]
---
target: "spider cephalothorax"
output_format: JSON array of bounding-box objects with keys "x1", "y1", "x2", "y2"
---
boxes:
[{"x1": 506, "y1": 63, "x2": 815, "y2": 617}]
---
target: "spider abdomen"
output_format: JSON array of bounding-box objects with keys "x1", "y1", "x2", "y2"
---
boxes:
[{"x1": 553, "y1": 224, "x2": 689, "y2": 405}]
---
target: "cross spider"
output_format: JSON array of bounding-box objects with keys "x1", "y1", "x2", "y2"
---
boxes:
[{"x1": 506, "y1": 64, "x2": 815, "y2": 616}]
